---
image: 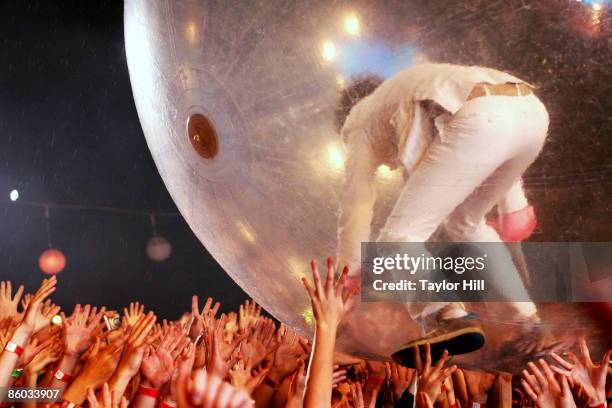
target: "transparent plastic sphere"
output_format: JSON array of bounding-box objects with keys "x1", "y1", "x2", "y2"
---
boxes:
[{"x1": 124, "y1": 0, "x2": 610, "y2": 370}]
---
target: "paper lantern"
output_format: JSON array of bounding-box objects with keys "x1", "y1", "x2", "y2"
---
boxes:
[
  {"x1": 39, "y1": 248, "x2": 66, "y2": 275},
  {"x1": 146, "y1": 235, "x2": 172, "y2": 262}
]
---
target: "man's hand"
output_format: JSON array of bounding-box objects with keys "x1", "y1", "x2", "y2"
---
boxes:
[
  {"x1": 385, "y1": 361, "x2": 415, "y2": 402},
  {"x1": 62, "y1": 304, "x2": 105, "y2": 357},
  {"x1": 190, "y1": 295, "x2": 220, "y2": 341},
  {"x1": 123, "y1": 301, "x2": 144, "y2": 328},
  {"x1": 550, "y1": 340, "x2": 611, "y2": 406},
  {"x1": 86, "y1": 383, "x2": 128, "y2": 408},
  {"x1": 285, "y1": 359, "x2": 307, "y2": 408},
  {"x1": 302, "y1": 258, "x2": 353, "y2": 331},
  {"x1": 269, "y1": 324, "x2": 303, "y2": 382},
  {"x1": 521, "y1": 359, "x2": 577, "y2": 408},
  {"x1": 19, "y1": 276, "x2": 57, "y2": 336},
  {"x1": 239, "y1": 299, "x2": 261, "y2": 330},
  {"x1": 0, "y1": 281, "x2": 24, "y2": 322},
  {"x1": 113, "y1": 312, "x2": 157, "y2": 381},
  {"x1": 415, "y1": 343, "x2": 457, "y2": 403},
  {"x1": 23, "y1": 341, "x2": 62, "y2": 383},
  {"x1": 240, "y1": 319, "x2": 277, "y2": 368},
  {"x1": 141, "y1": 326, "x2": 186, "y2": 389},
  {"x1": 63, "y1": 336, "x2": 126, "y2": 405}
]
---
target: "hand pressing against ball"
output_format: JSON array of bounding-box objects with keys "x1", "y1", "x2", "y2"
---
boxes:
[{"x1": 415, "y1": 343, "x2": 457, "y2": 404}]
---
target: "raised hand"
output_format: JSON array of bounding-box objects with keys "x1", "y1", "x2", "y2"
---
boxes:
[
  {"x1": 113, "y1": 312, "x2": 157, "y2": 381},
  {"x1": 464, "y1": 368, "x2": 496, "y2": 405},
  {"x1": 240, "y1": 319, "x2": 277, "y2": 368},
  {"x1": 141, "y1": 326, "x2": 186, "y2": 389},
  {"x1": 521, "y1": 359, "x2": 577, "y2": 408},
  {"x1": 349, "y1": 382, "x2": 377, "y2": 408},
  {"x1": 63, "y1": 335, "x2": 126, "y2": 405},
  {"x1": 0, "y1": 281, "x2": 24, "y2": 322},
  {"x1": 385, "y1": 361, "x2": 415, "y2": 402},
  {"x1": 224, "y1": 312, "x2": 239, "y2": 342},
  {"x1": 19, "y1": 276, "x2": 57, "y2": 335},
  {"x1": 239, "y1": 299, "x2": 261, "y2": 330},
  {"x1": 302, "y1": 258, "x2": 353, "y2": 331},
  {"x1": 176, "y1": 368, "x2": 253, "y2": 408},
  {"x1": 205, "y1": 320, "x2": 237, "y2": 378},
  {"x1": 87, "y1": 383, "x2": 128, "y2": 408},
  {"x1": 549, "y1": 340, "x2": 610, "y2": 406},
  {"x1": 123, "y1": 301, "x2": 144, "y2": 327},
  {"x1": 17, "y1": 337, "x2": 53, "y2": 368},
  {"x1": 415, "y1": 343, "x2": 457, "y2": 404},
  {"x1": 229, "y1": 356, "x2": 270, "y2": 394},
  {"x1": 23, "y1": 341, "x2": 62, "y2": 384},
  {"x1": 270, "y1": 324, "x2": 303, "y2": 382},
  {"x1": 62, "y1": 304, "x2": 105, "y2": 357},
  {"x1": 191, "y1": 295, "x2": 220, "y2": 340},
  {"x1": 285, "y1": 359, "x2": 307, "y2": 408}
]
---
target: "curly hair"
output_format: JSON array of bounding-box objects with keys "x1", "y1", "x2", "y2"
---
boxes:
[{"x1": 334, "y1": 74, "x2": 383, "y2": 134}]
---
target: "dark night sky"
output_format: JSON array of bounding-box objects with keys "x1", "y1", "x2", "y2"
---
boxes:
[{"x1": 0, "y1": 0, "x2": 247, "y2": 319}]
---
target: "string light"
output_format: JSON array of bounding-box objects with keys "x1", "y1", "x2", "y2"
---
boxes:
[{"x1": 4, "y1": 198, "x2": 180, "y2": 270}]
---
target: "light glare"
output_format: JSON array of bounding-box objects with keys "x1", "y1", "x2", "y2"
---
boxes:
[
  {"x1": 344, "y1": 14, "x2": 360, "y2": 36},
  {"x1": 321, "y1": 41, "x2": 337, "y2": 61},
  {"x1": 327, "y1": 143, "x2": 345, "y2": 170},
  {"x1": 9, "y1": 190, "x2": 19, "y2": 201}
]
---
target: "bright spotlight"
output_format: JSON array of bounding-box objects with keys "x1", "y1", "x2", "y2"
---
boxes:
[
  {"x1": 592, "y1": 3, "x2": 602, "y2": 10},
  {"x1": 344, "y1": 14, "x2": 360, "y2": 36},
  {"x1": 321, "y1": 41, "x2": 337, "y2": 61},
  {"x1": 9, "y1": 189, "x2": 19, "y2": 201}
]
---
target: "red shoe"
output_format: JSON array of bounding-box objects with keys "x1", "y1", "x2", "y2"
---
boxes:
[{"x1": 488, "y1": 205, "x2": 537, "y2": 242}]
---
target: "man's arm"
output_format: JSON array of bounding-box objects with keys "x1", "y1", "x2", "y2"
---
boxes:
[{"x1": 336, "y1": 130, "x2": 378, "y2": 272}]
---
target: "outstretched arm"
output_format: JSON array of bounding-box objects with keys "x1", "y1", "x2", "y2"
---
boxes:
[{"x1": 302, "y1": 258, "x2": 353, "y2": 408}]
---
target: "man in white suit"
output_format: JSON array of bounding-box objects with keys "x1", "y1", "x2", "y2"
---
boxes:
[{"x1": 335, "y1": 63, "x2": 548, "y2": 366}]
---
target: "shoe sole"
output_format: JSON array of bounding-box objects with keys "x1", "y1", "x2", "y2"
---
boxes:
[{"x1": 392, "y1": 326, "x2": 485, "y2": 368}]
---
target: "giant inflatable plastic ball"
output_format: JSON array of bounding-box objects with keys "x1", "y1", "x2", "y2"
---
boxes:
[{"x1": 124, "y1": 0, "x2": 611, "y2": 370}]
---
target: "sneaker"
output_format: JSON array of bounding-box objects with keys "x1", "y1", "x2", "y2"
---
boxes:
[{"x1": 391, "y1": 313, "x2": 485, "y2": 368}]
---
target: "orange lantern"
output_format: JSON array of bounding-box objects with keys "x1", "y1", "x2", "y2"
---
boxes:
[{"x1": 38, "y1": 248, "x2": 66, "y2": 275}]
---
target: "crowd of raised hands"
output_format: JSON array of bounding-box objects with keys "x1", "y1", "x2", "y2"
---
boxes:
[{"x1": 0, "y1": 258, "x2": 610, "y2": 408}]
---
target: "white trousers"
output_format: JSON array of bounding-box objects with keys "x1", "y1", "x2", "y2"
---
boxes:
[{"x1": 377, "y1": 93, "x2": 549, "y2": 321}]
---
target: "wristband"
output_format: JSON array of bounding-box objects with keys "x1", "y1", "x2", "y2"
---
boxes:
[
  {"x1": 160, "y1": 403, "x2": 176, "y2": 408},
  {"x1": 449, "y1": 404, "x2": 457, "y2": 408},
  {"x1": 588, "y1": 404, "x2": 605, "y2": 408},
  {"x1": 264, "y1": 376, "x2": 281, "y2": 391},
  {"x1": 441, "y1": 383, "x2": 447, "y2": 393},
  {"x1": 138, "y1": 386, "x2": 160, "y2": 399},
  {"x1": 4, "y1": 341, "x2": 24, "y2": 356},
  {"x1": 62, "y1": 399, "x2": 77, "y2": 408},
  {"x1": 472, "y1": 402, "x2": 486, "y2": 408},
  {"x1": 53, "y1": 368, "x2": 72, "y2": 383},
  {"x1": 367, "y1": 376, "x2": 385, "y2": 387}
]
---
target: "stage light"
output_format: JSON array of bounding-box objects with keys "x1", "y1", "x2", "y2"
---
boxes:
[
  {"x1": 9, "y1": 190, "x2": 19, "y2": 201},
  {"x1": 344, "y1": 14, "x2": 360, "y2": 36}
]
